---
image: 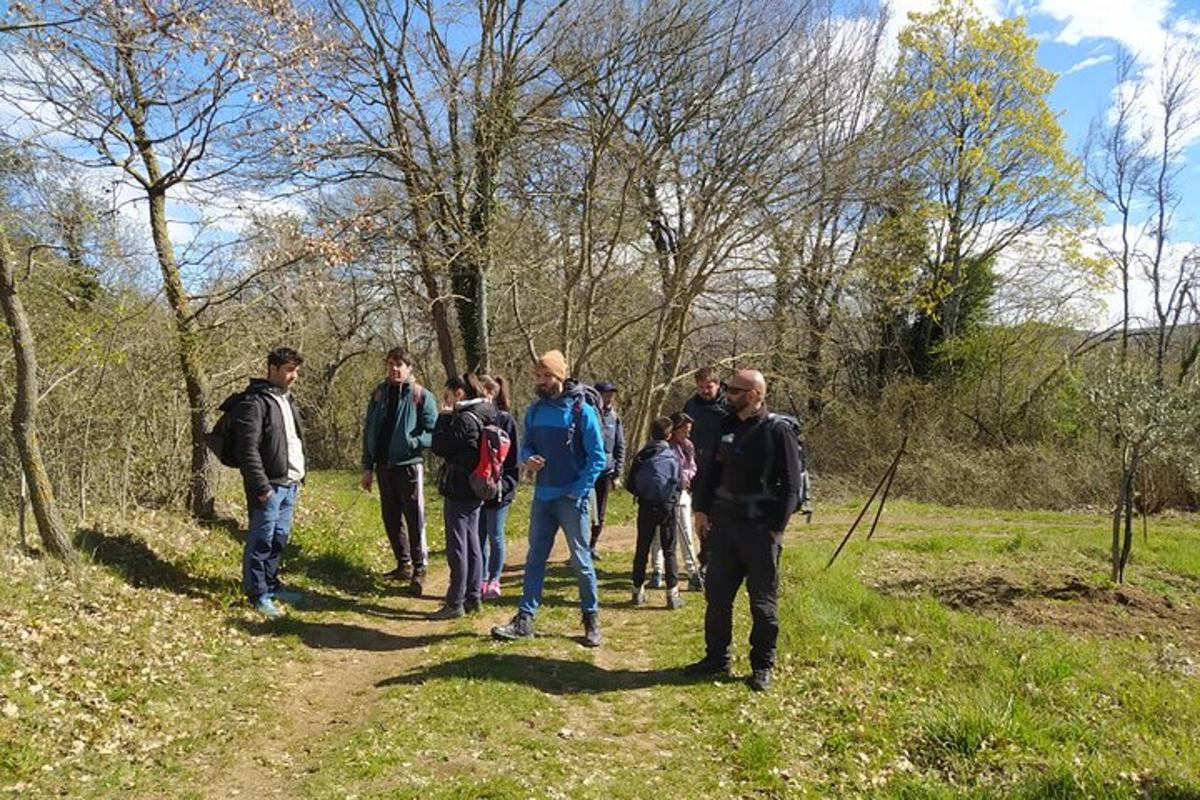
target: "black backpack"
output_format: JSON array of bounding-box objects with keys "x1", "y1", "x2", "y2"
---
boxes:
[
  {"x1": 767, "y1": 413, "x2": 813, "y2": 521},
  {"x1": 206, "y1": 391, "x2": 256, "y2": 468}
]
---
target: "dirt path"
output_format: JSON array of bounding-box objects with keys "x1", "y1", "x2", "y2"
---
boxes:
[{"x1": 198, "y1": 524, "x2": 644, "y2": 799}]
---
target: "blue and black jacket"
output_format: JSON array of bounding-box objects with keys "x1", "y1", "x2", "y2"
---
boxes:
[{"x1": 518, "y1": 380, "x2": 607, "y2": 503}]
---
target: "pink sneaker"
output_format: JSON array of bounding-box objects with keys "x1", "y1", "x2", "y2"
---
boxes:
[{"x1": 483, "y1": 580, "x2": 502, "y2": 599}]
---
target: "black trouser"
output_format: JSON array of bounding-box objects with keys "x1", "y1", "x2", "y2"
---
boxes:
[
  {"x1": 703, "y1": 510, "x2": 782, "y2": 670},
  {"x1": 632, "y1": 501, "x2": 677, "y2": 589},
  {"x1": 589, "y1": 474, "x2": 612, "y2": 547},
  {"x1": 377, "y1": 464, "x2": 427, "y2": 573}
]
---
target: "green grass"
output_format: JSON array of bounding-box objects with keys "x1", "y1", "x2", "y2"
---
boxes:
[{"x1": 2, "y1": 473, "x2": 1198, "y2": 798}]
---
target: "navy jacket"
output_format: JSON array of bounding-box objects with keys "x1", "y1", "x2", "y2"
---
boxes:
[{"x1": 627, "y1": 441, "x2": 681, "y2": 506}]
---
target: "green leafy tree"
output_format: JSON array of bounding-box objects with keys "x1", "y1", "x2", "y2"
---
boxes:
[{"x1": 890, "y1": 0, "x2": 1095, "y2": 378}]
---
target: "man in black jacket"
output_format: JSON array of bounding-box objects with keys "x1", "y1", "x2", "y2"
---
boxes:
[
  {"x1": 681, "y1": 366, "x2": 728, "y2": 583},
  {"x1": 233, "y1": 347, "x2": 307, "y2": 619},
  {"x1": 685, "y1": 369, "x2": 801, "y2": 692}
]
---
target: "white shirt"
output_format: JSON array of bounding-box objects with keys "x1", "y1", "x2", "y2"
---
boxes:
[{"x1": 268, "y1": 391, "x2": 306, "y2": 483}]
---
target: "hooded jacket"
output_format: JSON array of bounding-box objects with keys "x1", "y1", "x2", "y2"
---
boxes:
[
  {"x1": 230, "y1": 379, "x2": 305, "y2": 500},
  {"x1": 431, "y1": 398, "x2": 499, "y2": 501},
  {"x1": 627, "y1": 440, "x2": 681, "y2": 506},
  {"x1": 518, "y1": 379, "x2": 607, "y2": 502}
]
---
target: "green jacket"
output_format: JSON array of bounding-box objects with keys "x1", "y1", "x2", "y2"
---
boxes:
[{"x1": 361, "y1": 381, "x2": 437, "y2": 469}]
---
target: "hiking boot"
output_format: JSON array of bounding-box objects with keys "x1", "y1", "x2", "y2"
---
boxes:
[
  {"x1": 683, "y1": 657, "x2": 731, "y2": 677},
  {"x1": 648, "y1": 571, "x2": 663, "y2": 589},
  {"x1": 666, "y1": 589, "x2": 684, "y2": 610},
  {"x1": 383, "y1": 563, "x2": 413, "y2": 581},
  {"x1": 407, "y1": 571, "x2": 426, "y2": 597},
  {"x1": 582, "y1": 612, "x2": 602, "y2": 648},
  {"x1": 426, "y1": 603, "x2": 464, "y2": 621},
  {"x1": 464, "y1": 598, "x2": 483, "y2": 615},
  {"x1": 632, "y1": 585, "x2": 647, "y2": 606},
  {"x1": 747, "y1": 668, "x2": 773, "y2": 693},
  {"x1": 483, "y1": 580, "x2": 502, "y2": 600},
  {"x1": 688, "y1": 573, "x2": 704, "y2": 592},
  {"x1": 492, "y1": 612, "x2": 535, "y2": 641},
  {"x1": 252, "y1": 595, "x2": 285, "y2": 620}
]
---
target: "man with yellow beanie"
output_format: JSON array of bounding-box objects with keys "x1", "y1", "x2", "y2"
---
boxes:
[{"x1": 492, "y1": 350, "x2": 608, "y2": 646}]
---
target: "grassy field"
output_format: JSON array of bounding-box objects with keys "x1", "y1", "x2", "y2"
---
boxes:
[{"x1": 2, "y1": 471, "x2": 1199, "y2": 798}]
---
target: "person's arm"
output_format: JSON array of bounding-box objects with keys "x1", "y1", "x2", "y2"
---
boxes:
[
  {"x1": 361, "y1": 391, "x2": 377, "y2": 472},
  {"x1": 429, "y1": 411, "x2": 457, "y2": 459},
  {"x1": 233, "y1": 396, "x2": 270, "y2": 500},
  {"x1": 518, "y1": 405, "x2": 536, "y2": 464},
  {"x1": 575, "y1": 404, "x2": 607, "y2": 496},
  {"x1": 413, "y1": 386, "x2": 437, "y2": 449},
  {"x1": 692, "y1": 431, "x2": 721, "y2": 516},
  {"x1": 769, "y1": 422, "x2": 803, "y2": 532},
  {"x1": 612, "y1": 416, "x2": 626, "y2": 477},
  {"x1": 500, "y1": 414, "x2": 520, "y2": 498}
]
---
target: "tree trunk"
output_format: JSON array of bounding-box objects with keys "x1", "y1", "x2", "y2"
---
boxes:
[
  {"x1": 147, "y1": 189, "x2": 216, "y2": 518},
  {"x1": 0, "y1": 229, "x2": 74, "y2": 560}
]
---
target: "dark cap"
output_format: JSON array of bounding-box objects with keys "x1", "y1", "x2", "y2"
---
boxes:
[{"x1": 595, "y1": 381, "x2": 617, "y2": 393}]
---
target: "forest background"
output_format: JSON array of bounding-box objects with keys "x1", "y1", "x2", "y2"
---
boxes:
[{"x1": 2, "y1": 0, "x2": 1199, "y2": 581}]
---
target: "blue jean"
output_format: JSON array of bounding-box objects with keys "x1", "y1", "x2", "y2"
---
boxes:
[
  {"x1": 519, "y1": 495, "x2": 599, "y2": 615},
  {"x1": 479, "y1": 504, "x2": 510, "y2": 583},
  {"x1": 243, "y1": 483, "x2": 300, "y2": 599}
]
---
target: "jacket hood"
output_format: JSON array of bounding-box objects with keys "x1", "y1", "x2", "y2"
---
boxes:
[
  {"x1": 560, "y1": 378, "x2": 589, "y2": 400},
  {"x1": 456, "y1": 398, "x2": 498, "y2": 423}
]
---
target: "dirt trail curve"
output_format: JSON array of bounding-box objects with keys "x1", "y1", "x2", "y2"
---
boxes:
[{"x1": 196, "y1": 525, "x2": 641, "y2": 800}]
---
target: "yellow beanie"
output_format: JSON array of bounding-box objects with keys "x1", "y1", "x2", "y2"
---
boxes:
[{"x1": 537, "y1": 350, "x2": 568, "y2": 381}]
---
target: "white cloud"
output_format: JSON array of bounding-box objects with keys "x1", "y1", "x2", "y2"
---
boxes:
[
  {"x1": 1062, "y1": 52, "x2": 1114, "y2": 75},
  {"x1": 1031, "y1": 0, "x2": 1173, "y2": 63}
]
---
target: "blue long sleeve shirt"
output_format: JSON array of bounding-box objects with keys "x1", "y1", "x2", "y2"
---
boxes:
[{"x1": 519, "y1": 387, "x2": 607, "y2": 502}]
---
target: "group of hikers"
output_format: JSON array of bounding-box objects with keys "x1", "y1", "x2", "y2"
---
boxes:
[{"x1": 224, "y1": 346, "x2": 804, "y2": 692}]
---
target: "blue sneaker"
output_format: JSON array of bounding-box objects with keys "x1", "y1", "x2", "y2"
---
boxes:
[
  {"x1": 252, "y1": 595, "x2": 285, "y2": 619},
  {"x1": 271, "y1": 588, "x2": 304, "y2": 606}
]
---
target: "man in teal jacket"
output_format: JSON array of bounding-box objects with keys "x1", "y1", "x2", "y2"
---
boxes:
[{"x1": 361, "y1": 348, "x2": 439, "y2": 595}]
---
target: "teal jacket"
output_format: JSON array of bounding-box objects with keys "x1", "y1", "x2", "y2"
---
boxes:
[{"x1": 361, "y1": 381, "x2": 438, "y2": 469}]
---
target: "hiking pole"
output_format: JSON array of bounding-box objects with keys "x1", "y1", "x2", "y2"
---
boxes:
[
  {"x1": 866, "y1": 433, "x2": 906, "y2": 542},
  {"x1": 825, "y1": 437, "x2": 905, "y2": 570}
]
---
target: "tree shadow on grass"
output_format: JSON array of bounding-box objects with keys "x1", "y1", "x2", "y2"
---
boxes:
[
  {"x1": 376, "y1": 652, "x2": 700, "y2": 695},
  {"x1": 75, "y1": 527, "x2": 231, "y2": 599},
  {"x1": 74, "y1": 527, "x2": 428, "y2": 621},
  {"x1": 233, "y1": 618, "x2": 473, "y2": 652},
  {"x1": 199, "y1": 514, "x2": 244, "y2": 544}
]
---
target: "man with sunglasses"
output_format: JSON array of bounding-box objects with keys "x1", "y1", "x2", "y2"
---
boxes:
[{"x1": 684, "y1": 369, "x2": 803, "y2": 692}]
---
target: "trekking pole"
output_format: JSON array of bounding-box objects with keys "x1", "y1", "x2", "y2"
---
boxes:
[
  {"x1": 866, "y1": 433, "x2": 906, "y2": 541},
  {"x1": 825, "y1": 436, "x2": 905, "y2": 570}
]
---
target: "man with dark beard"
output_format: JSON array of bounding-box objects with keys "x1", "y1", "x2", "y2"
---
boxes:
[
  {"x1": 491, "y1": 351, "x2": 608, "y2": 647},
  {"x1": 685, "y1": 369, "x2": 802, "y2": 692},
  {"x1": 680, "y1": 366, "x2": 728, "y2": 585}
]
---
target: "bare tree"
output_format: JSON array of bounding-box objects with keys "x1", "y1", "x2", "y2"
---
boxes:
[
  {"x1": 2, "y1": 1, "x2": 284, "y2": 517},
  {"x1": 0, "y1": 224, "x2": 74, "y2": 559}
]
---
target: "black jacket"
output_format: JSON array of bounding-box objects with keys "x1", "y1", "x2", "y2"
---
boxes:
[
  {"x1": 486, "y1": 409, "x2": 520, "y2": 508},
  {"x1": 682, "y1": 387, "x2": 728, "y2": 477},
  {"x1": 693, "y1": 406, "x2": 802, "y2": 534},
  {"x1": 431, "y1": 399, "x2": 499, "y2": 501},
  {"x1": 231, "y1": 379, "x2": 305, "y2": 499}
]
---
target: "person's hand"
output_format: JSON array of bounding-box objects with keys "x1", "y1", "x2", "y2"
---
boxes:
[
  {"x1": 524, "y1": 455, "x2": 546, "y2": 474},
  {"x1": 257, "y1": 487, "x2": 274, "y2": 504},
  {"x1": 360, "y1": 470, "x2": 373, "y2": 492},
  {"x1": 694, "y1": 511, "x2": 710, "y2": 536}
]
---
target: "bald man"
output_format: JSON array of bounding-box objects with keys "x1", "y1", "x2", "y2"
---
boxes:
[{"x1": 685, "y1": 369, "x2": 802, "y2": 692}]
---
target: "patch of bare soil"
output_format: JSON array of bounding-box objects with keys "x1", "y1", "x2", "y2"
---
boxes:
[{"x1": 868, "y1": 556, "x2": 1200, "y2": 661}]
